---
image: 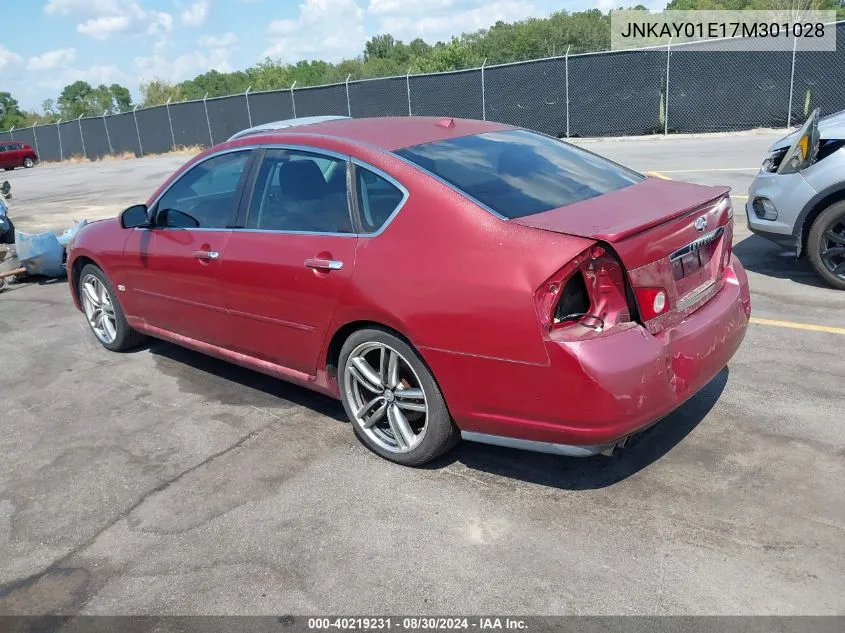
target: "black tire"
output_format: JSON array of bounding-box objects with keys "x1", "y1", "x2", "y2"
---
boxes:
[
  {"x1": 3, "y1": 167, "x2": 12, "y2": 172},
  {"x1": 807, "y1": 200, "x2": 845, "y2": 290},
  {"x1": 22, "y1": 157, "x2": 34, "y2": 168},
  {"x1": 338, "y1": 327, "x2": 459, "y2": 466},
  {"x1": 0, "y1": 217, "x2": 14, "y2": 244},
  {"x1": 78, "y1": 264, "x2": 145, "y2": 351}
]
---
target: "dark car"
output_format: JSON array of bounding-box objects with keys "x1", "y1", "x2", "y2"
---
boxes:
[
  {"x1": 67, "y1": 116, "x2": 750, "y2": 466},
  {"x1": 0, "y1": 142, "x2": 38, "y2": 170}
]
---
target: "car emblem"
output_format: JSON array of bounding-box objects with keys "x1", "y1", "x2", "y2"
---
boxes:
[{"x1": 694, "y1": 216, "x2": 707, "y2": 232}]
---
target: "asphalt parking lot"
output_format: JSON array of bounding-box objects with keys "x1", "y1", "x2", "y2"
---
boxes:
[{"x1": 1, "y1": 131, "x2": 843, "y2": 615}]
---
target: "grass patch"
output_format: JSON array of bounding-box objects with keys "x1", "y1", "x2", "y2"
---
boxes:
[{"x1": 39, "y1": 145, "x2": 205, "y2": 166}]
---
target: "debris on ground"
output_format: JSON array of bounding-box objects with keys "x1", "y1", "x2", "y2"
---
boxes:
[
  {"x1": 0, "y1": 220, "x2": 88, "y2": 292},
  {"x1": 15, "y1": 231, "x2": 65, "y2": 277},
  {"x1": 14, "y1": 220, "x2": 88, "y2": 279},
  {"x1": 0, "y1": 245, "x2": 26, "y2": 291}
]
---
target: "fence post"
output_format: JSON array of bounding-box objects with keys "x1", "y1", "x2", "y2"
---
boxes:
[
  {"x1": 345, "y1": 74, "x2": 352, "y2": 117},
  {"x1": 565, "y1": 45, "x2": 571, "y2": 138},
  {"x1": 406, "y1": 66, "x2": 412, "y2": 116},
  {"x1": 165, "y1": 97, "x2": 176, "y2": 149},
  {"x1": 103, "y1": 110, "x2": 113, "y2": 155},
  {"x1": 245, "y1": 86, "x2": 253, "y2": 127},
  {"x1": 290, "y1": 81, "x2": 297, "y2": 118},
  {"x1": 787, "y1": 35, "x2": 798, "y2": 128},
  {"x1": 57, "y1": 118, "x2": 64, "y2": 161},
  {"x1": 481, "y1": 59, "x2": 487, "y2": 121},
  {"x1": 31, "y1": 123, "x2": 39, "y2": 158},
  {"x1": 133, "y1": 105, "x2": 144, "y2": 156},
  {"x1": 664, "y1": 38, "x2": 672, "y2": 137},
  {"x1": 77, "y1": 114, "x2": 87, "y2": 158},
  {"x1": 203, "y1": 93, "x2": 213, "y2": 145}
]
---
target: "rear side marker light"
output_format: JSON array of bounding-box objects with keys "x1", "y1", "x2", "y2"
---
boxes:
[{"x1": 635, "y1": 287, "x2": 670, "y2": 321}]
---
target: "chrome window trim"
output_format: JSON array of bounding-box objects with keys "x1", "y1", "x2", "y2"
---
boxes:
[
  {"x1": 390, "y1": 148, "x2": 509, "y2": 222},
  {"x1": 232, "y1": 228, "x2": 356, "y2": 238},
  {"x1": 275, "y1": 131, "x2": 504, "y2": 220},
  {"x1": 217, "y1": 143, "x2": 410, "y2": 239},
  {"x1": 350, "y1": 158, "x2": 410, "y2": 238},
  {"x1": 257, "y1": 143, "x2": 349, "y2": 162},
  {"x1": 242, "y1": 144, "x2": 357, "y2": 236},
  {"x1": 147, "y1": 145, "x2": 259, "y2": 214},
  {"x1": 384, "y1": 150, "x2": 507, "y2": 221},
  {"x1": 133, "y1": 227, "x2": 232, "y2": 232}
]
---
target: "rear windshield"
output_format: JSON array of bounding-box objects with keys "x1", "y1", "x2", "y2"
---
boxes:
[{"x1": 395, "y1": 129, "x2": 644, "y2": 219}]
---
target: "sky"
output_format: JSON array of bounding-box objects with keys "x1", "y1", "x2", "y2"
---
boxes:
[{"x1": 0, "y1": 0, "x2": 665, "y2": 111}]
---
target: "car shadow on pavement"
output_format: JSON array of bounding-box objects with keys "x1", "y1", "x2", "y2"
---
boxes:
[
  {"x1": 145, "y1": 339, "x2": 349, "y2": 422},
  {"x1": 733, "y1": 234, "x2": 829, "y2": 288},
  {"x1": 433, "y1": 367, "x2": 729, "y2": 490}
]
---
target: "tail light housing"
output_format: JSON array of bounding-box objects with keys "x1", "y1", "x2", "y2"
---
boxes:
[
  {"x1": 634, "y1": 287, "x2": 670, "y2": 321},
  {"x1": 535, "y1": 245, "x2": 632, "y2": 334}
]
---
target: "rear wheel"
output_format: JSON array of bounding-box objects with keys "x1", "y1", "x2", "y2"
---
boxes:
[
  {"x1": 22, "y1": 157, "x2": 34, "y2": 168},
  {"x1": 807, "y1": 200, "x2": 845, "y2": 290},
  {"x1": 78, "y1": 264, "x2": 145, "y2": 351},
  {"x1": 339, "y1": 328, "x2": 458, "y2": 466}
]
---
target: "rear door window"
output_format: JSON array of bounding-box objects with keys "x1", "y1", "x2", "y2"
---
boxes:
[
  {"x1": 245, "y1": 149, "x2": 353, "y2": 234},
  {"x1": 395, "y1": 129, "x2": 643, "y2": 219},
  {"x1": 355, "y1": 166, "x2": 405, "y2": 233}
]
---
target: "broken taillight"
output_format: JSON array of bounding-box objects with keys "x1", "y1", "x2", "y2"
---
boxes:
[
  {"x1": 535, "y1": 245, "x2": 632, "y2": 334},
  {"x1": 634, "y1": 287, "x2": 670, "y2": 321}
]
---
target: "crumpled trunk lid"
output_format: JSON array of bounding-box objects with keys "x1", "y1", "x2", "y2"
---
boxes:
[{"x1": 513, "y1": 177, "x2": 734, "y2": 333}]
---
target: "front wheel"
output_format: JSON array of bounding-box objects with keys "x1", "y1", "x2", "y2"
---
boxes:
[
  {"x1": 339, "y1": 328, "x2": 458, "y2": 466},
  {"x1": 807, "y1": 200, "x2": 845, "y2": 290},
  {"x1": 78, "y1": 264, "x2": 145, "y2": 351},
  {"x1": 22, "y1": 157, "x2": 34, "y2": 168}
]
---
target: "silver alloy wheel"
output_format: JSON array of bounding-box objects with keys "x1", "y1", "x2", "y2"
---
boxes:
[
  {"x1": 23, "y1": 157, "x2": 34, "y2": 168},
  {"x1": 81, "y1": 273, "x2": 117, "y2": 344},
  {"x1": 343, "y1": 341, "x2": 428, "y2": 454}
]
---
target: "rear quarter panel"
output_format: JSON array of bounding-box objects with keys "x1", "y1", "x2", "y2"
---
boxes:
[{"x1": 314, "y1": 145, "x2": 595, "y2": 367}]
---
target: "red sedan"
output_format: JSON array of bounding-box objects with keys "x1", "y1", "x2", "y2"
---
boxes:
[{"x1": 67, "y1": 116, "x2": 750, "y2": 465}]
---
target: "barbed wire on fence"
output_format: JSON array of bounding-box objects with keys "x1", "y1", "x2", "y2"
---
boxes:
[{"x1": 1, "y1": 20, "x2": 842, "y2": 161}]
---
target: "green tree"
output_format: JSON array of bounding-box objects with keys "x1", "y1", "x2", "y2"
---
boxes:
[
  {"x1": 364, "y1": 34, "x2": 397, "y2": 61},
  {"x1": 56, "y1": 80, "x2": 134, "y2": 117},
  {"x1": 57, "y1": 80, "x2": 94, "y2": 118},
  {"x1": 411, "y1": 39, "x2": 481, "y2": 73},
  {"x1": 0, "y1": 92, "x2": 25, "y2": 130},
  {"x1": 109, "y1": 84, "x2": 133, "y2": 112},
  {"x1": 140, "y1": 79, "x2": 184, "y2": 107}
]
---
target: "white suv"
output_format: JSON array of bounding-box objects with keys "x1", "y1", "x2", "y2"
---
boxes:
[{"x1": 747, "y1": 109, "x2": 845, "y2": 289}]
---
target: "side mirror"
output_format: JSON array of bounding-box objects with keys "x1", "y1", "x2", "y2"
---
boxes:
[{"x1": 120, "y1": 204, "x2": 150, "y2": 229}]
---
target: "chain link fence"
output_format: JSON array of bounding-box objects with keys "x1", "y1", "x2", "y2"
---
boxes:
[{"x1": 2, "y1": 21, "x2": 843, "y2": 162}]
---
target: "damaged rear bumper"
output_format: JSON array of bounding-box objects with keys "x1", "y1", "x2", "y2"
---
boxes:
[{"x1": 430, "y1": 258, "x2": 750, "y2": 455}]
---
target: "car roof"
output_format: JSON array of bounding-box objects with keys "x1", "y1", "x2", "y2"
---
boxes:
[
  {"x1": 227, "y1": 115, "x2": 351, "y2": 140},
  {"x1": 239, "y1": 116, "x2": 515, "y2": 151}
]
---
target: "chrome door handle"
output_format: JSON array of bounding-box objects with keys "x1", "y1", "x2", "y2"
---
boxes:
[
  {"x1": 193, "y1": 250, "x2": 220, "y2": 260},
  {"x1": 304, "y1": 258, "x2": 343, "y2": 270}
]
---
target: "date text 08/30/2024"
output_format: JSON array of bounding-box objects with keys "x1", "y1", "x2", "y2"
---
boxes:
[{"x1": 307, "y1": 617, "x2": 528, "y2": 630}]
